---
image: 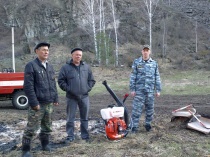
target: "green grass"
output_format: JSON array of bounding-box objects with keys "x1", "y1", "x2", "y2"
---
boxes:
[
  {"x1": 90, "y1": 79, "x2": 129, "y2": 96},
  {"x1": 161, "y1": 70, "x2": 210, "y2": 95},
  {"x1": 56, "y1": 82, "x2": 66, "y2": 96},
  {"x1": 57, "y1": 70, "x2": 210, "y2": 96},
  {"x1": 56, "y1": 80, "x2": 130, "y2": 97}
]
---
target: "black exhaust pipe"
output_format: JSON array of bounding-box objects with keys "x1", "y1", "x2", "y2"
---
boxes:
[{"x1": 102, "y1": 80, "x2": 129, "y2": 127}]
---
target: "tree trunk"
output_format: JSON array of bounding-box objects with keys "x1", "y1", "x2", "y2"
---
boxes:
[{"x1": 111, "y1": 0, "x2": 118, "y2": 66}]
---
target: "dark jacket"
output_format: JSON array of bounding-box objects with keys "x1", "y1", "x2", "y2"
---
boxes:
[
  {"x1": 24, "y1": 58, "x2": 58, "y2": 107},
  {"x1": 58, "y1": 59, "x2": 95, "y2": 99}
]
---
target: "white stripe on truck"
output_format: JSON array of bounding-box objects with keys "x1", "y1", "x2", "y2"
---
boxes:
[{"x1": 0, "y1": 80, "x2": 24, "y2": 86}]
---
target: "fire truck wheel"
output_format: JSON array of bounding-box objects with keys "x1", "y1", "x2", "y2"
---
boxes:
[{"x1": 12, "y1": 90, "x2": 29, "y2": 110}]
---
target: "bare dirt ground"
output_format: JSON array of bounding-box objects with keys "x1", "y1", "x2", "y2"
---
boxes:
[{"x1": 0, "y1": 93, "x2": 210, "y2": 157}]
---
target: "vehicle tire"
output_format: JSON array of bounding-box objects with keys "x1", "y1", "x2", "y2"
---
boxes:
[{"x1": 12, "y1": 90, "x2": 29, "y2": 110}]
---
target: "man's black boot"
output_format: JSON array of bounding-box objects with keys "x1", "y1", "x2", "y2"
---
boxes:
[
  {"x1": 145, "y1": 124, "x2": 152, "y2": 132},
  {"x1": 39, "y1": 133, "x2": 51, "y2": 152},
  {"x1": 131, "y1": 127, "x2": 138, "y2": 133},
  {"x1": 22, "y1": 137, "x2": 32, "y2": 157}
]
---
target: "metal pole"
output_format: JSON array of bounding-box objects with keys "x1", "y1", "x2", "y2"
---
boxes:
[
  {"x1": 149, "y1": 0, "x2": 152, "y2": 53},
  {"x1": 12, "y1": 26, "x2": 15, "y2": 72}
]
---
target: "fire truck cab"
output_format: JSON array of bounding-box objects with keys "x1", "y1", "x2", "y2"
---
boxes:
[{"x1": 0, "y1": 69, "x2": 28, "y2": 109}]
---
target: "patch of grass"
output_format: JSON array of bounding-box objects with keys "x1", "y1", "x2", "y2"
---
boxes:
[
  {"x1": 90, "y1": 79, "x2": 129, "y2": 96},
  {"x1": 161, "y1": 70, "x2": 210, "y2": 95},
  {"x1": 162, "y1": 84, "x2": 210, "y2": 95},
  {"x1": 56, "y1": 82, "x2": 66, "y2": 96},
  {"x1": 57, "y1": 70, "x2": 210, "y2": 97},
  {"x1": 154, "y1": 142, "x2": 182, "y2": 157}
]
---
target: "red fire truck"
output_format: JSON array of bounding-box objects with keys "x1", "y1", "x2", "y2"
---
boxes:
[{"x1": 0, "y1": 70, "x2": 28, "y2": 109}]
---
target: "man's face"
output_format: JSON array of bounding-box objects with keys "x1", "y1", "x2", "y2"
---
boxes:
[
  {"x1": 141, "y1": 48, "x2": 150, "y2": 60},
  {"x1": 36, "y1": 46, "x2": 49, "y2": 61},
  {"x1": 72, "y1": 50, "x2": 82, "y2": 64}
]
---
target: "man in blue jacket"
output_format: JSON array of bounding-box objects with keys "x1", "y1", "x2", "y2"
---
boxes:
[
  {"x1": 21, "y1": 42, "x2": 59, "y2": 157},
  {"x1": 129, "y1": 45, "x2": 161, "y2": 133},
  {"x1": 58, "y1": 48, "x2": 95, "y2": 143}
]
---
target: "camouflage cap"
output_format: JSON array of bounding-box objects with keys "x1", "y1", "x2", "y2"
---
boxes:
[{"x1": 143, "y1": 45, "x2": 150, "y2": 50}]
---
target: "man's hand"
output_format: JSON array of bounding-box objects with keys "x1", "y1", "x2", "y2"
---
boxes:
[
  {"x1": 130, "y1": 91, "x2": 136, "y2": 97},
  {"x1": 32, "y1": 105, "x2": 40, "y2": 111},
  {"x1": 156, "y1": 92, "x2": 160, "y2": 97},
  {"x1": 53, "y1": 102, "x2": 59, "y2": 106}
]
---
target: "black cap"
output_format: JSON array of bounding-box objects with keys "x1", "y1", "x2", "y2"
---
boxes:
[
  {"x1": 34, "y1": 42, "x2": 50, "y2": 52},
  {"x1": 71, "y1": 47, "x2": 83, "y2": 54}
]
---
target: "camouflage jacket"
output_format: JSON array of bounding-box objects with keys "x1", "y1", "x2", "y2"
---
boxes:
[{"x1": 129, "y1": 57, "x2": 161, "y2": 93}]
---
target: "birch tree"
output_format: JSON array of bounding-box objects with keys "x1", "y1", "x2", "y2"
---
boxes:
[
  {"x1": 100, "y1": 0, "x2": 115, "y2": 66},
  {"x1": 98, "y1": 0, "x2": 102, "y2": 64},
  {"x1": 98, "y1": 0, "x2": 109, "y2": 65},
  {"x1": 78, "y1": 0, "x2": 117, "y2": 66},
  {"x1": 79, "y1": 0, "x2": 99, "y2": 60},
  {"x1": 111, "y1": 0, "x2": 119, "y2": 66},
  {"x1": 162, "y1": 10, "x2": 168, "y2": 62},
  {"x1": 101, "y1": 0, "x2": 109, "y2": 65},
  {"x1": 162, "y1": 17, "x2": 166, "y2": 61},
  {"x1": 195, "y1": 19, "x2": 198, "y2": 53},
  {"x1": 143, "y1": 0, "x2": 159, "y2": 53}
]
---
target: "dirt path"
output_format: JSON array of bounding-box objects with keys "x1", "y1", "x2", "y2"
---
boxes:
[
  {"x1": 0, "y1": 93, "x2": 210, "y2": 156},
  {"x1": 0, "y1": 94, "x2": 210, "y2": 123}
]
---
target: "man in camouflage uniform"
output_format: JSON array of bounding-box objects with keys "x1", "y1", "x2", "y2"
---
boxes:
[
  {"x1": 129, "y1": 45, "x2": 161, "y2": 132},
  {"x1": 21, "y1": 42, "x2": 59, "y2": 157}
]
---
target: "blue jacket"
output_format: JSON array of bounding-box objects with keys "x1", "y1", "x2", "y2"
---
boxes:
[
  {"x1": 58, "y1": 59, "x2": 95, "y2": 99},
  {"x1": 24, "y1": 58, "x2": 58, "y2": 107},
  {"x1": 130, "y1": 57, "x2": 161, "y2": 93}
]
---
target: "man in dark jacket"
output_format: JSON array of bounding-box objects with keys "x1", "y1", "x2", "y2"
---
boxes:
[
  {"x1": 21, "y1": 42, "x2": 59, "y2": 157},
  {"x1": 58, "y1": 47, "x2": 95, "y2": 143}
]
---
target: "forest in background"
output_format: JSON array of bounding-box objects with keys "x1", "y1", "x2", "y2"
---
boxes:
[{"x1": 0, "y1": 0, "x2": 209, "y2": 71}]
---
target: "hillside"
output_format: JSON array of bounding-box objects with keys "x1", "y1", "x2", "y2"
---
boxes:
[{"x1": 0, "y1": 0, "x2": 209, "y2": 71}]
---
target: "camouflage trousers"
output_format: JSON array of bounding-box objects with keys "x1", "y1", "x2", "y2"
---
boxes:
[
  {"x1": 22, "y1": 103, "x2": 53, "y2": 140},
  {"x1": 130, "y1": 92, "x2": 155, "y2": 128}
]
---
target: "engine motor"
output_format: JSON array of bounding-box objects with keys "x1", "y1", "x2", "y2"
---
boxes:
[{"x1": 101, "y1": 106, "x2": 128, "y2": 140}]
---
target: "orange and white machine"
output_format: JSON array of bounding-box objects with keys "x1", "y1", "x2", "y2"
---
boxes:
[
  {"x1": 100, "y1": 106, "x2": 128, "y2": 140},
  {"x1": 101, "y1": 80, "x2": 129, "y2": 140}
]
